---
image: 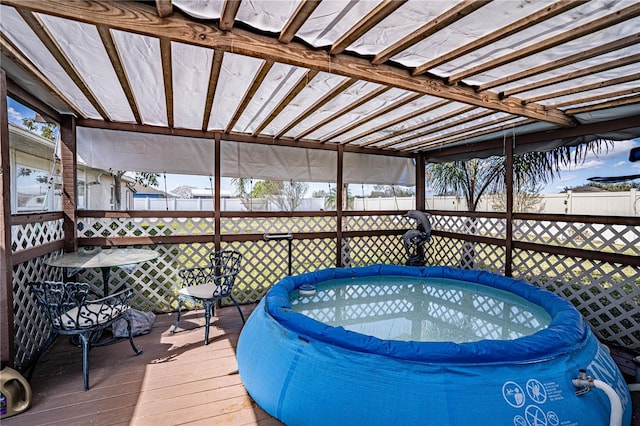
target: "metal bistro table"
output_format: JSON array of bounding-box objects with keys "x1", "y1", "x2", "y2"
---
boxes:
[{"x1": 45, "y1": 248, "x2": 160, "y2": 297}]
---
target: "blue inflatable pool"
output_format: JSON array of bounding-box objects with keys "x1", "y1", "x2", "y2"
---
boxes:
[{"x1": 237, "y1": 265, "x2": 632, "y2": 425}]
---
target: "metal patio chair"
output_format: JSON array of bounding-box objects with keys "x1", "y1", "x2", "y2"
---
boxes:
[
  {"x1": 171, "y1": 250, "x2": 245, "y2": 345},
  {"x1": 28, "y1": 281, "x2": 143, "y2": 391}
]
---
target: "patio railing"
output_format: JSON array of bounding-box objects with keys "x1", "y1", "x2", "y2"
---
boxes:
[{"x1": 10, "y1": 210, "x2": 640, "y2": 370}]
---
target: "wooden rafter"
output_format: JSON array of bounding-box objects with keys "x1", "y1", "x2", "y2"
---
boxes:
[
  {"x1": 294, "y1": 86, "x2": 392, "y2": 140},
  {"x1": 4, "y1": 0, "x2": 575, "y2": 127},
  {"x1": 274, "y1": 77, "x2": 358, "y2": 139},
  {"x1": 330, "y1": 0, "x2": 407, "y2": 55},
  {"x1": 447, "y1": 3, "x2": 640, "y2": 84},
  {"x1": 402, "y1": 114, "x2": 520, "y2": 151},
  {"x1": 339, "y1": 99, "x2": 450, "y2": 146},
  {"x1": 202, "y1": 49, "x2": 225, "y2": 131},
  {"x1": 155, "y1": 0, "x2": 172, "y2": 18},
  {"x1": 359, "y1": 105, "x2": 477, "y2": 148},
  {"x1": 220, "y1": 0, "x2": 241, "y2": 31},
  {"x1": 411, "y1": 0, "x2": 587, "y2": 76},
  {"x1": 0, "y1": 33, "x2": 84, "y2": 118},
  {"x1": 16, "y1": 7, "x2": 111, "y2": 120},
  {"x1": 525, "y1": 72, "x2": 640, "y2": 104},
  {"x1": 225, "y1": 60, "x2": 273, "y2": 133},
  {"x1": 372, "y1": 0, "x2": 491, "y2": 66},
  {"x1": 376, "y1": 108, "x2": 492, "y2": 149},
  {"x1": 477, "y1": 33, "x2": 640, "y2": 92},
  {"x1": 564, "y1": 94, "x2": 640, "y2": 115},
  {"x1": 252, "y1": 69, "x2": 319, "y2": 136},
  {"x1": 324, "y1": 93, "x2": 424, "y2": 143},
  {"x1": 501, "y1": 53, "x2": 640, "y2": 98},
  {"x1": 412, "y1": 118, "x2": 537, "y2": 153},
  {"x1": 549, "y1": 86, "x2": 640, "y2": 109},
  {"x1": 279, "y1": 0, "x2": 321, "y2": 44},
  {"x1": 97, "y1": 25, "x2": 142, "y2": 124},
  {"x1": 159, "y1": 37, "x2": 173, "y2": 128}
]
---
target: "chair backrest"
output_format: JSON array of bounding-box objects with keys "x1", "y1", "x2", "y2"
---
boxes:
[
  {"x1": 209, "y1": 250, "x2": 242, "y2": 297},
  {"x1": 29, "y1": 281, "x2": 131, "y2": 332}
]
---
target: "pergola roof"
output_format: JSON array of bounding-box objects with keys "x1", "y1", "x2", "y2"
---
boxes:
[{"x1": 2, "y1": 0, "x2": 640, "y2": 161}]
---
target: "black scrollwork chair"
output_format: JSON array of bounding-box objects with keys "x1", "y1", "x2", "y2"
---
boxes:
[
  {"x1": 171, "y1": 250, "x2": 245, "y2": 344},
  {"x1": 28, "y1": 281, "x2": 143, "y2": 391}
]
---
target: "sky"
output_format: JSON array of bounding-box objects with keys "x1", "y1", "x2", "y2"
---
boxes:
[{"x1": 8, "y1": 97, "x2": 640, "y2": 196}]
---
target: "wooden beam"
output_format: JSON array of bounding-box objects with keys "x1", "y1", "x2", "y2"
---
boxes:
[
  {"x1": 16, "y1": 8, "x2": 111, "y2": 120},
  {"x1": 360, "y1": 105, "x2": 477, "y2": 148},
  {"x1": 3, "y1": 0, "x2": 574, "y2": 127},
  {"x1": 412, "y1": 0, "x2": 587, "y2": 76},
  {"x1": 252, "y1": 69, "x2": 318, "y2": 136},
  {"x1": 501, "y1": 53, "x2": 640, "y2": 98},
  {"x1": 76, "y1": 117, "x2": 415, "y2": 158},
  {"x1": 330, "y1": 0, "x2": 406, "y2": 55},
  {"x1": 323, "y1": 93, "x2": 424, "y2": 143},
  {"x1": 415, "y1": 154, "x2": 425, "y2": 211},
  {"x1": 564, "y1": 94, "x2": 640, "y2": 115},
  {"x1": 0, "y1": 33, "x2": 83, "y2": 118},
  {"x1": 478, "y1": 33, "x2": 640, "y2": 92},
  {"x1": 155, "y1": 0, "x2": 173, "y2": 18},
  {"x1": 339, "y1": 99, "x2": 450, "y2": 145},
  {"x1": 274, "y1": 77, "x2": 358, "y2": 139},
  {"x1": 447, "y1": 3, "x2": 640, "y2": 84},
  {"x1": 279, "y1": 0, "x2": 321, "y2": 44},
  {"x1": 378, "y1": 108, "x2": 494, "y2": 150},
  {"x1": 202, "y1": 49, "x2": 224, "y2": 131},
  {"x1": 372, "y1": 0, "x2": 491, "y2": 65},
  {"x1": 294, "y1": 86, "x2": 392, "y2": 140},
  {"x1": 6, "y1": 77, "x2": 61, "y2": 124},
  {"x1": 159, "y1": 37, "x2": 174, "y2": 128},
  {"x1": 405, "y1": 114, "x2": 521, "y2": 152},
  {"x1": 97, "y1": 25, "x2": 142, "y2": 124},
  {"x1": 0, "y1": 69, "x2": 15, "y2": 368},
  {"x1": 524, "y1": 71, "x2": 640, "y2": 104},
  {"x1": 225, "y1": 60, "x2": 273, "y2": 133},
  {"x1": 219, "y1": 0, "x2": 241, "y2": 31}
]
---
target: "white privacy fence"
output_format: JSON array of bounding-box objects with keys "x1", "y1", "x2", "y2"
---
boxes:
[{"x1": 134, "y1": 189, "x2": 639, "y2": 216}]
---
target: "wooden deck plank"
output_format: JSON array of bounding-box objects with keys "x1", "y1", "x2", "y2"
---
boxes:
[{"x1": 3, "y1": 304, "x2": 282, "y2": 426}]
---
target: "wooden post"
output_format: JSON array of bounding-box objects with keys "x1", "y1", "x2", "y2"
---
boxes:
[
  {"x1": 505, "y1": 135, "x2": 514, "y2": 277},
  {"x1": 60, "y1": 115, "x2": 77, "y2": 253},
  {"x1": 0, "y1": 69, "x2": 15, "y2": 368},
  {"x1": 415, "y1": 154, "x2": 425, "y2": 211},
  {"x1": 336, "y1": 145, "x2": 343, "y2": 267},
  {"x1": 214, "y1": 134, "x2": 221, "y2": 251}
]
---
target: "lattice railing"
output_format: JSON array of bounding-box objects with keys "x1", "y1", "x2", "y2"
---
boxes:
[
  {"x1": 222, "y1": 215, "x2": 336, "y2": 234},
  {"x1": 515, "y1": 218, "x2": 640, "y2": 256},
  {"x1": 425, "y1": 235, "x2": 506, "y2": 274},
  {"x1": 78, "y1": 216, "x2": 215, "y2": 238},
  {"x1": 12, "y1": 217, "x2": 64, "y2": 251},
  {"x1": 430, "y1": 214, "x2": 506, "y2": 238},
  {"x1": 343, "y1": 213, "x2": 410, "y2": 231},
  {"x1": 512, "y1": 249, "x2": 640, "y2": 350}
]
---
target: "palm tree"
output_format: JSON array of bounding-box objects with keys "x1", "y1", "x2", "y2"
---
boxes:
[{"x1": 426, "y1": 141, "x2": 612, "y2": 268}]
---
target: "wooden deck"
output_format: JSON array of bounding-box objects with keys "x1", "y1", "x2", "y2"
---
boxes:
[
  {"x1": 4, "y1": 305, "x2": 282, "y2": 426},
  {"x1": 4, "y1": 304, "x2": 640, "y2": 425}
]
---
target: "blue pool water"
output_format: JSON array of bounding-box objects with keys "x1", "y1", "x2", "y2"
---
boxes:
[{"x1": 237, "y1": 265, "x2": 632, "y2": 425}]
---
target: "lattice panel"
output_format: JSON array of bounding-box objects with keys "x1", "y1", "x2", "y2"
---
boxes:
[
  {"x1": 430, "y1": 214, "x2": 506, "y2": 238},
  {"x1": 11, "y1": 218, "x2": 64, "y2": 251},
  {"x1": 223, "y1": 239, "x2": 337, "y2": 304},
  {"x1": 515, "y1": 219, "x2": 640, "y2": 256},
  {"x1": 343, "y1": 235, "x2": 405, "y2": 267},
  {"x1": 425, "y1": 235, "x2": 505, "y2": 274},
  {"x1": 12, "y1": 253, "x2": 63, "y2": 370},
  {"x1": 512, "y1": 249, "x2": 640, "y2": 350},
  {"x1": 343, "y1": 213, "x2": 411, "y2": 231},
  {"x1": 78, "y1": 217, "x2": 215, "y2": 238},
  {"x1": 221, "y1": 215, "x2": 336, "y2": 234}
]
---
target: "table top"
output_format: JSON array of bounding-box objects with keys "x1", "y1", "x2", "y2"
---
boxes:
[{"x1": 45, "y1": 248, "x2": 160, "y2": 269}]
